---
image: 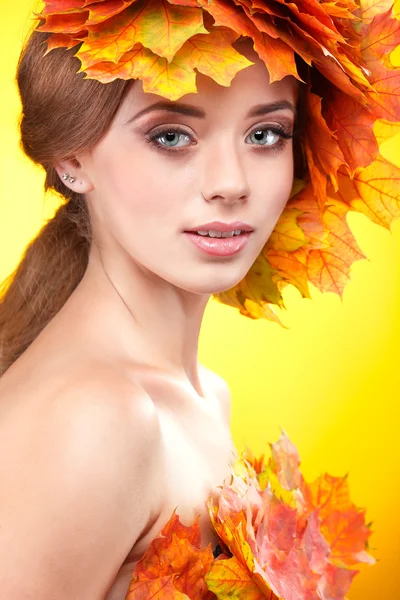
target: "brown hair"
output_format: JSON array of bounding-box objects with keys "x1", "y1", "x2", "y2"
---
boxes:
[{"x1": 0, "y1": 30, "x2": 131, "y2": 377}]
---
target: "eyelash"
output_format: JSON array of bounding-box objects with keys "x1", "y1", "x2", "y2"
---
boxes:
[{"x1": 144, "y1": 124, "x2": 294, "y2": 155}]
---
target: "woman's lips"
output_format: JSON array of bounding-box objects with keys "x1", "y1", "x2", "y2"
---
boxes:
[{"x1": 184, "y1": 232, "x2": 251, "y2": 256}]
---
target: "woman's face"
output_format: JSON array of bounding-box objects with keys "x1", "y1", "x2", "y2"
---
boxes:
[{"x1": 79, "y1": 41, "x2": 297, "y2": 295}]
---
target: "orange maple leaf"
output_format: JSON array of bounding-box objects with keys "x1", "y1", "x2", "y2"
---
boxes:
[
  {"x1": 287, "y1": 186, "x2": 329, "y2": 251},
  {"x1": 264, "y1": 249, "x2": 312, "y2": 299},
  {"x1": 335, "y1": 155, "x2": 400, "y2": 228},
  {"x1": 83, "y1": 28, "x2": 253, "y2": 99},
  {"x1": 324, "y1": 87, "x2": 379, "y2": 174},
  {"x1": 73, "y1": 0, "x2": 207, "y2": 68},
  {"x1": 268, "y1": 432, "x2": 303, "y2": 491},
  {"x1": 126, "y1": 510, "x2": 219, "y2": 599},
  {"x1": 301, "y1": 473, "x2": 375, "y2": 568},
  {"x1": 204, "y1": 432, "x2": 374, "y2": 599},
  {"x1": 41, "y1": 0, "x2": 101, "y2": 13},
  {"x1": 214, "y1": 253, "x2": 285, "y2": 321},
  {"x1": 361, "y1": 6, "x2": 400, "y2": 61},
  {"x1": 303, "y1": 198, "x2": 366, "y2": 296},
  {"x1": 358, "y1": 0, "x2": 395, "y2": 23},
  {"x1": 362, "y1": 7, "x2": 400, "y2": 121},
  {"x1": 86, "y1": 0, "x2": 136, "y2": 26},
  {"x1": 38, "y1": 11, "x2": 89, "y2": 33},
  {"x1": 205, "y1": 554, "x2": 272, "y2": 599},
  {"x1": 44, "y1": 31, "x2": 87, "y2": 51},
  {"x1": 305, "y1": 90, "x2": 346, "y2": 206},
  {"x1": 83, "y1": 42, "x2": 201, "y2": 97},
  {"x1": 266, "y1": 206, "x2": 307, "y2": 253}
]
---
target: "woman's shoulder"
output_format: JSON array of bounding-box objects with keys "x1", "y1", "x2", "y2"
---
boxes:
[
  {"x1": 0, "y1": 360, "x2": 165, "y2": 599},
  {"x1": 0, "y1": 353, "x2": 162, "y2": 458}
]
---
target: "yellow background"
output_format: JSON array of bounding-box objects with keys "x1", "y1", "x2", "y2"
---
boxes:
[{"x1": 1, "y1": 2, "x2": 399, "y2": 598}]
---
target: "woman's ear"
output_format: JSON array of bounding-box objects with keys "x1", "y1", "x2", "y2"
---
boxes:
[{"x1": 54, "y1": 158, "x2": 94, "y2": 194}]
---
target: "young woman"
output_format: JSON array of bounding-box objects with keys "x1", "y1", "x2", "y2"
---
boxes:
[
  {"x1": 0, "y1": 30, "x2": 298, "y2": 598},
  {"x1": 0, "y1": 0, "x2": 398, "y2": 598}
]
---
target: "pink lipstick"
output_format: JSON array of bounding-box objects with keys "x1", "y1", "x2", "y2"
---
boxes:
[{"x1": 183, "y1": 221, "x2": 253, "y2": 257}]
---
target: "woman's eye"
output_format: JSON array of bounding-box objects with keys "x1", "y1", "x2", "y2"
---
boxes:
[
  {"x1": 152, "y1": 129, "x2": 191, "y2": 148},
  {"x1": 246, "y1": 129, "x2": 281, "y2": 146},
  {"x1": 145, "y1": 125, "x2": 292, "y2": 154}
]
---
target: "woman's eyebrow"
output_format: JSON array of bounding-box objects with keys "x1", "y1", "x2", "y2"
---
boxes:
[{"x1": 127, "y1": 100, "x2": 296, "y2": 123}]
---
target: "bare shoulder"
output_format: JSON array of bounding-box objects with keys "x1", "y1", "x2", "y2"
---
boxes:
[
  {"x1": 54, "y1": 364, "x2": 158, "y2": 415},
  {"x1": 47, "y1": 366, "x2": 164, "y2": 459},
  {"x1": 0, "y1": 363, "x2": 163, "y2": 496},
  {"x1": 200, "y1": 365, "x2": 232, "y2": 425},
  {"x1": 0, "y1": 363, "x2": 164, "y2": 492},
  {"x1": 0, "y1": 367, "x2": 163, "y2": 598}
]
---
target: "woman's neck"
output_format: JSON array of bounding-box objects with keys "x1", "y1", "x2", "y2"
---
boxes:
[{"x1": 73, "y1": 242, "x2": 211, "y2": 397}]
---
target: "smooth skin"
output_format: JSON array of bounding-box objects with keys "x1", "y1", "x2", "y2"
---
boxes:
[{"x1": 0, "y1": 39, "x2": 297, "y2": 599}]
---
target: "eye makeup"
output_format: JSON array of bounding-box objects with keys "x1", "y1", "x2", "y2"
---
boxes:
[{"x1": 142, "y1": 121, "x2": 295, "y2": 156}]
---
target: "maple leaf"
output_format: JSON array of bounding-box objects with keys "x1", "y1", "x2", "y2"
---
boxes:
[
  {"x1": 317, "y1": 563, "x2": 358, "y2": 599},
  {"x1": 303, "y1": 198, "x2": 366, "y2": 296},
  {"x1": 126, "y1": 510, "x2": 218, "y2": 599},
  {"x1": 86, "y1": 1, "x2": 137, "y2": 26},
  {"x1": 288, "y1": 186, "x2": 330, "y2": 251},
  {"x1": 335, "y1": 155, "x2": 400, "y2": 228},
  {"x1": 361, "y1": 7, "x2": 400, "y2": 61},
  {"x1": 205, "y1": 555, "x2": 269, "y2": 599},
  {"x1": 366, "y1": 62, "x2": 400, "y2": 120},
  {"x1": 205, "y1": 432, "x2": 375, "y2": 599},
  {"x1": 374, "y1": 118, "x2": 400, "y2": 146},
  {"x1": 261, "y1": 186, "x2": 328, "y2": 300},
  {"x1": 264, "y1": 183, "x2": 366, "y2": 300},
  {"x1": 301, "y1": 473, "x2": 354, "y2": 518},
  {"x1": 214, "y1": 253, "x2": 286, "y2": 324},
  {"x1": 38, "y1": 11, "x2": 90, "y2": 33},
  {"x1": 41, "y1": 0, "x2": 103, "y2": 13},
  {"x1": 127, "y1": 575, "x2": 191, "y2": 599},
  {"x1": 73, "y1": 0, "x2": 207, "y2": 67},
  {"x1": 319, "y1": 0, "x2": 359, "y2": 20},
  {"x1": 83, "y1": 42, "x2": 202, "y2": 97},
  {"x1": 322, "y1": 510, "x2": 375, "y2": 567},
  {"x1": 304, "y1": 90, "x2": 346, "y2": 206},
  {"x1": 83, "y1": 28, "x2": 253, "y2": 99},
  {"x1": 251, "y1": 31, "x2": 299, "y2": 83},
  {"x1": 239, "y1": 447, "x2": 267, "y2": 477},
  {"x1": 269, "y1": 432, "x2": 303, "y2": 491},
  {"x1": 265, "y1": 249, "x2": 312, "y2": 299},
  {"x1": 176, "y1": 28, "x2": 253, "y2": 87},
  {"x1": 44, "y1": 31, "x2": 87, "y2": 52},
  {"x1": 324, "y1": 87, "x2": 379, "y2": 174},
  {"x1": 266, "y1": 207, "x2": 308, "y2": 253},
  {"x1": 197, "y1": 0, "x2": 299, "y2": 84},
  {"x1": 358, "y1": 0, "x2": 396, "y2": 24},
  {"x1": 301, "y1": 473, "x2": 375, "y2": 568},
  {"x1": 216, "y1": 295, "x2": 288, "y2": 326},
  {"x1": 41, "y1": 1, "x2": 137, "y2": 27},
  {"x1": 361, "y1": 7, "x2": 400, "y2": 121}
]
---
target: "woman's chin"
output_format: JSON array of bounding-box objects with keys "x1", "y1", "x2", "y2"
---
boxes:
[{"x1": 178, "y1": 272, "x2": 250, "y2": 296}]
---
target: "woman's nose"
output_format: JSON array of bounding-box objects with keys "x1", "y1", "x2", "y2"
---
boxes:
[{"x1": 201, "y1": 142, "x2": 250, "y2": 205}]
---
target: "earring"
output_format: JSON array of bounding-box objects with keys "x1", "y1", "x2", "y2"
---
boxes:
[{"x1": 61, "y1": 173, "x2": 76, "y2": 184}]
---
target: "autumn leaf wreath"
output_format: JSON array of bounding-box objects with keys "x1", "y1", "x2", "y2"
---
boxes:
[
  {"x1": 36, "y1": 0, "x2": 400, "y2": 325},
  {"x1": 124, "y1": 432, "x2": 375, "y2": 600}
]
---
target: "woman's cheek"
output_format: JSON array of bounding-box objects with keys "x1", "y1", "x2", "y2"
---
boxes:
[
  {"x1": 276, "y1": 159, "x2": 295, "y2": 208},
  {"x1": 267, "y1": 174, "x2": 294, "y2": 218}
]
